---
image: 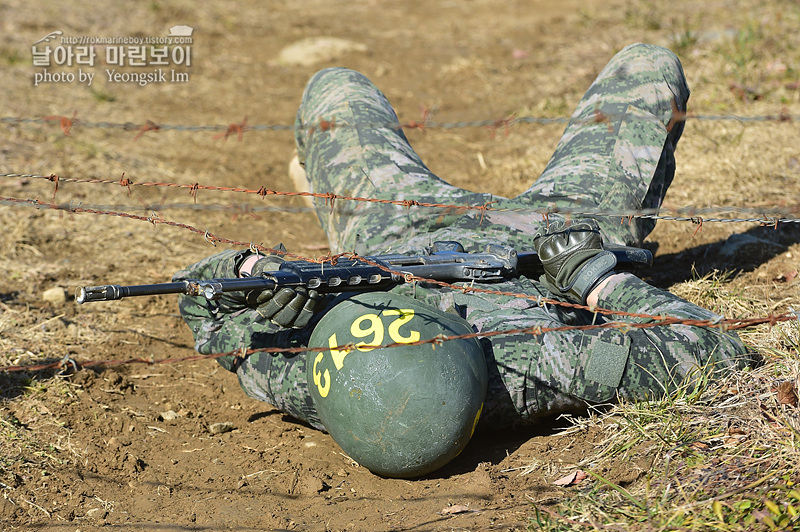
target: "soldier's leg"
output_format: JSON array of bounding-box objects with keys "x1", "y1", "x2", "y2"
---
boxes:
[
  {"x1": 471, "y1": 296, "x2": 636, "y2": 428},
  {"x1": 232, "y1": 351, "x2": 325, "y2": 431},
  {"x1": 594, "y1": 273, "x2": 754, "y2": 398},
  {"x1": 468, "y1": 278, "x2": 752, "y2": 429},
  {"x1": 516, "y1": 43, "x2": 690, "y2": 246},
  {"x1": 175, "y1": 251, "x2": 326, "y2": 430},
  {"x1": 294, "y1": 68, "x2": 492, "y2": 255}
]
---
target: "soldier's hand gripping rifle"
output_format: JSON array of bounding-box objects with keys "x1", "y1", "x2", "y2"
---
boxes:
[{"x1": 76, "y1": 242, "x2": 651, "y2": 305}]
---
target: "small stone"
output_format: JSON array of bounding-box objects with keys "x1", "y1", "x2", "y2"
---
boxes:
[
  {"x1": 159, "y1": 410, "x2": 179, "y2": 421},
  {"x1": 43, "y1": 286, "x2": 66, "y2": 304},
  {"x1": 85, "y1": 508, "x2": 107, "y2": 519},
  {"x1": 299, "y1": 475, "x2": 324, "y2": 496},
  {"x1": 208, "y1": 422, "x2": 234, "y2": 435},
  {"x1": 277, "y1": 37, "x2": 367, "y2": 67}
]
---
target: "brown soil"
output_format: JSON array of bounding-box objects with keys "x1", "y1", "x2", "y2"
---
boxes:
[{"x1": 1, "y1": 1, "x2": 799, "y2": 530}]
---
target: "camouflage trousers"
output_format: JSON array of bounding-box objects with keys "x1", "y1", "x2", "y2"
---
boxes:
[
  {"x1": 176, "y1": 43, "x2": 753, "y2": 431},
  {"x1": 295, "y1": 42, "x2": 689, "y2": 252}
]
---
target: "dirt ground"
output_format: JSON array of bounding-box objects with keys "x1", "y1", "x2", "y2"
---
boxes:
[{"x1": 1, "y1": 0, "x2": 799, "y2": 530}]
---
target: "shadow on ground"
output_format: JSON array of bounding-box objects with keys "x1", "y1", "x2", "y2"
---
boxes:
[{"x1": 647, "y1": 223, "x2": 800, "y2": 287}]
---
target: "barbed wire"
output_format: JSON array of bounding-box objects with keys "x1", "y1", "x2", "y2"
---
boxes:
[
  {"x1": 1, "y1": 310, "x2": 796, "y2": 374},
  {"x1": 1, "y1": 108, "x2": 797, "y2": 139},
  {"x1": 4, "y1": 195, "x2": 797, "y2": 222},
  {"x1": 0, "y1": 198, "x2": 315, "y2": 215},
  {"x1": 2, "y1": 172, "x2": 800, "y2": 227},
  {"x1": 0, "y1": 193, "x2": 795, "y2": 323},
  {"x1": 0, "y1": 192, "x2": 797, "y2": 374}
]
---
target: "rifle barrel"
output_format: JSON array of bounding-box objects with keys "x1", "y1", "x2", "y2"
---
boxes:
[{"x1": 76, "y1": 282, "x2": 190, "y2": 304}]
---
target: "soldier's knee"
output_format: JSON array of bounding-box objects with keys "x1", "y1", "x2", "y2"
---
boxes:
[
  {"x1": 705, "y1": 330, "x2": 759, "y2": 370},
  {"x1": 306, "y1": 67, "x2": 357, "y2": 89},
  {"x1": 622, "y1": 326, "x2": 753, "y2": 399},
  {"x1": 619, "y1": 42, "x2": 676, "y2": 60},
  {"x1": 303, "y1": 67, "x2": 375, "y2": 100},
  {"x1": 610, "y1": 43, "x2": 689, "y2": 126}
]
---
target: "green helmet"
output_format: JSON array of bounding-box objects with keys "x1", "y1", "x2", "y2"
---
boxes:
[{"x1": 307, "y1": 292, "x2": 487, "y2": 478}]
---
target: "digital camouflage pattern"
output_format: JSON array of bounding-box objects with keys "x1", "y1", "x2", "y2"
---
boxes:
[
  {"x1": 174, "y1": 248, "x2": 328, "y2": 430},
  {"x1": 294, "y1": 42, "x2": 687, "y2": 253},
  {"x1": 175, "y1": 43, "x2": 754, "y2": 432}
]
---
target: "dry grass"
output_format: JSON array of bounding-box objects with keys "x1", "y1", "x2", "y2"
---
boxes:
[{"x1": 532, "y1": 271, "x2": 800, "y2": 531}]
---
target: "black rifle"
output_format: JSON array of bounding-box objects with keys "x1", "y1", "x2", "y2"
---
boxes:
[{"x1": 75, "y1": 243, "x2": 651, "y2": 304}]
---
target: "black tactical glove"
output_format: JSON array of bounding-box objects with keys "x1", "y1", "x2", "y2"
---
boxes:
[
  {"x1": 533, "y1": 219, "x2": 617, "y2": 305},
  {"x1": 242, "y1": 253, "x2": 323, "y2": 329}
]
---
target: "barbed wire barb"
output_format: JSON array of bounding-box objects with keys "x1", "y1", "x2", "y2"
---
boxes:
[
  {"x1": 41, "y1": 111, "x2": 77, "y2": 135},
  {"x1": 212, "y1": 116, "x2": 248, "y2": 141},
  {"x1": 134, "y1": 120, "x2": 161, "y2": 140}
]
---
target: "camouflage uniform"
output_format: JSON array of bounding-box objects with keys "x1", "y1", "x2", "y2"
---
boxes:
[{"x1": 175, "y1": 43, "x2": 753, "y2": 431}]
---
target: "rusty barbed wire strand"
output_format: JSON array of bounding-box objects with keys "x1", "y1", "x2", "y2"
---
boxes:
[
  {"x1": 2, "y1": 195, "x2": 796, "y2": 220},
  {"x1": 0, "y1": 194, "x2": 797, "y2": 374},
  {"x1": 0, "y1": 194, "x2": 754, "y2": 324},
  {"x1": 0, "y1": 173, "x2": 486, "y2": 213},
  {"x1": 1, "y1": 110, "x2": 797, "y2": 138},
  {"x1": 3, "y1": 174, "x2": 800, "y2": 226},
  {"x1": 1, "y1": 310, "x2": 795, "y2": 374},
  {"x1": 0, "y1": 193, "x2": 795, "y2": 325},
  {"x1": 0, "y1": 199, "x2": 316, "y2": 214}
]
